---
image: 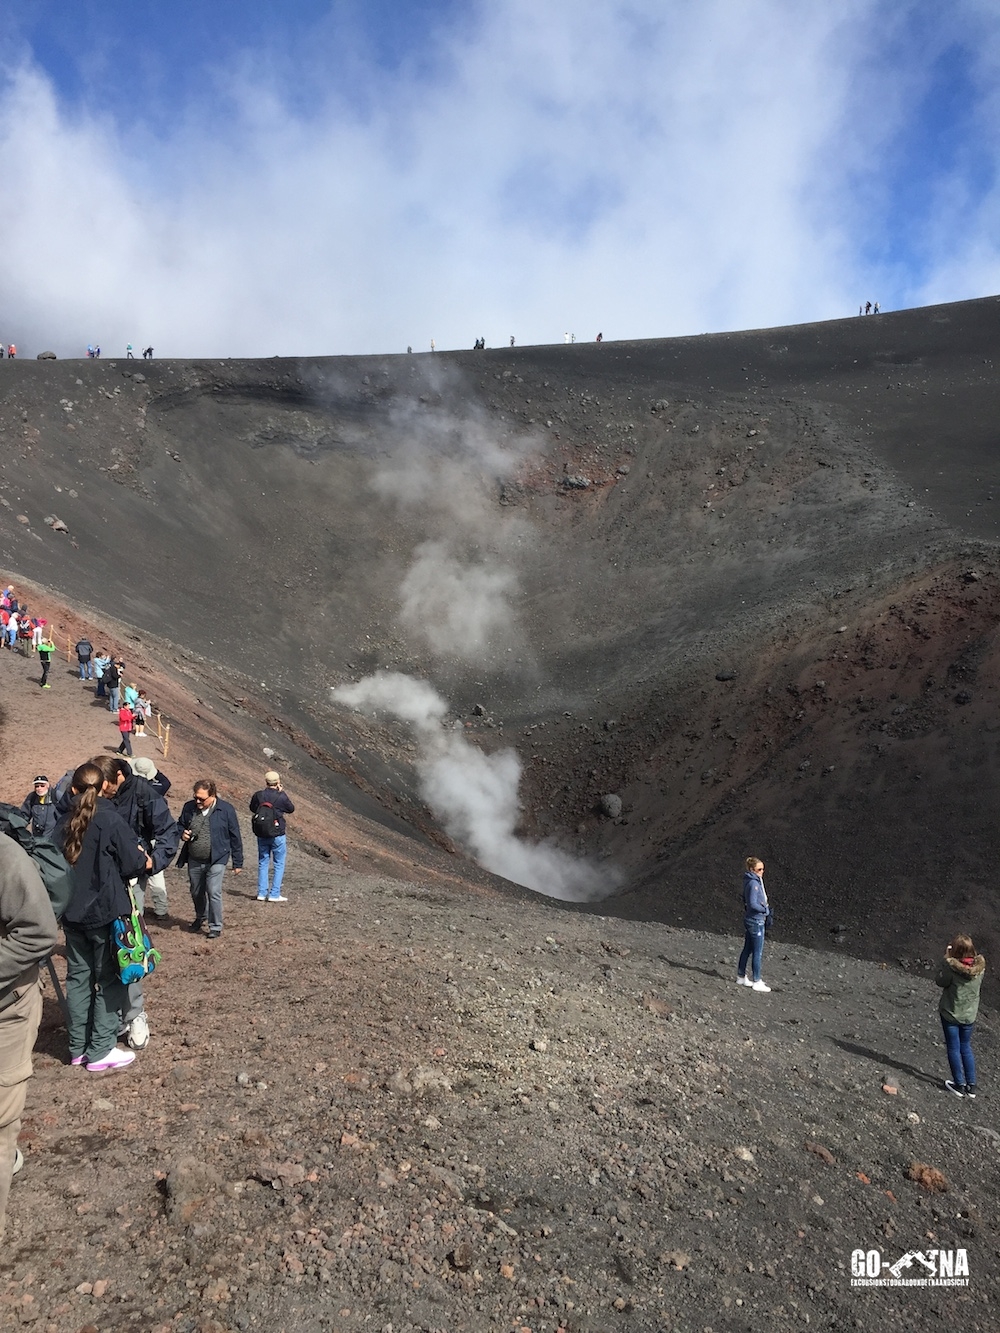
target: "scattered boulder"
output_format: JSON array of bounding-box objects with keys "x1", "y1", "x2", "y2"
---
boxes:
[
  {"x1": 715, "y1": 671, "x2": 737, "y2": 682},
  {"x1": 562, "y1": 475, "x2": 591, "y2": 490},
  {"x1": 36, "y1": 350, "x2": 57, "y2": 360},
  {"x1": 908, "y1": 1162, "x2": 949, "y2": 1192},
  {"x1": 165, "y1": 1155, "x2": 223, "y2": 1222},
  {"x1": 600, "y1": 793, "x2": 623, "y2": 819}
]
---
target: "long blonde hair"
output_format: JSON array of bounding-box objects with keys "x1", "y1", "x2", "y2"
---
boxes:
[
  {"x1": 62, "y1": 763, "x2": 103, "y2": 865},
  {"x1": 745, "y1": 856, "x2": 764, "y2": 874}
]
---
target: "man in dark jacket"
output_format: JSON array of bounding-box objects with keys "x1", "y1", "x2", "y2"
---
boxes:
[
  {"x1": 177, "y1": 780, "x2": 243, "y2": 939},
  {"x1": 75, "y1": 637, "x2": 94, "y2": 681},
  {"x1": 0, "y1": 833, "x2": 59, "y2": 1238},
  {"x1": 18, "y1": 776, "x2": 58, "y2": 838},
  {"x1": 249, "y1": 770, "x2": 295, "y2": 902}
]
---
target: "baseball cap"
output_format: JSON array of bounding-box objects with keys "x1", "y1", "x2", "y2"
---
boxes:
[{"x1": 33, "y1": 775, "x2": 49, "y2": 784}]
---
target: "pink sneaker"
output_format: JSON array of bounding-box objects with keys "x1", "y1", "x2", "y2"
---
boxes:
[
  {"x1": 87, "y1": 1047, "x2": 136, "y2": 1073},
  {"x1": 70, "y1": 1055, "x2": 86, "y2": 1066}
]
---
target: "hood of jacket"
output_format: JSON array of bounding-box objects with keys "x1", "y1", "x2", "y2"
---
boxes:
[{"x1": 945, "y1": 953, "x2": 986, "y2": 980}]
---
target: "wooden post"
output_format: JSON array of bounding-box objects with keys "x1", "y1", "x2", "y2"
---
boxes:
[{"x1": 161, "y1": 723, "x2": 170, "y2": 759}]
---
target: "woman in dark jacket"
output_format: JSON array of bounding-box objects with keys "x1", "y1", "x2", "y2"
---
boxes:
[
  {"x1": 737, "y1": 856, "x2": 772, "y2": 993},
  {"x1": 55, "y1": 763, "x2": 150, "y2": 1072}
]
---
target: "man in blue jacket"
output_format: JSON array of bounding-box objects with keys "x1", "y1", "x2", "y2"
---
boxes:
[{"x1": 177, "y1": 780, "x2": 243, "y2": 939}]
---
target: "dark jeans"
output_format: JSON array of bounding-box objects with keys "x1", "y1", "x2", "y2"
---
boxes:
[
  {"x1": 39, "y1": 659, "x2": 50, "y2": 686},
  {"x1": 63, "y1": 923, "x2": 129, "y2": 1064},
  {"x1": 941, "y1": 1016, "x2": 976, "y2": 1087},
  {"x1": 117, "y1": 731, "x2": 133, "y2": 756},
  {"x1": 738, "y1": 917, "x2": 766, "y2": 982}
]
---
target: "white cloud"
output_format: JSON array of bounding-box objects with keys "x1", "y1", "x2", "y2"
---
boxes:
[{"x1": 0, "y1": 2, "x2": 995, "y2": 357}]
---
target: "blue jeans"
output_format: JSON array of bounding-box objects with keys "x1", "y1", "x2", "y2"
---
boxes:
[
  {"x1": 78, "y1": 659, "x2": 93, "y2": 679},
  {"x1": 738, "y1": 917, "x2": 766, "y2": 982},
  {"x1": 187, "y1": 861, "x2": 227, "y2": 932},
  {"x1": 941, "y1": 1017, "x2": 976, "y2": 1088},
  {"x1": 257, "y1": 835, "x2": 287, "y2": 898},
  {"x1": 108, "y1": 686, "x2": 120, "y2": 712}
]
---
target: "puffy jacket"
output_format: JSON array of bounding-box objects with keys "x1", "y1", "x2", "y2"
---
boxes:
[
  {"x1": 56, "y1": 798, "x2": 148, "y2": 930},
  {"x1": 0, "y1": 833, "x2": 59, "y2": 1014},
  {"x1": 936, "y1": 953, "x2": 986, "y2": 1025},
  {"x1": 177, "y1": 798, "x2": 244, "y2": 869},
  {"x1": 110, "y1": 774, "x2": 180, "y2": 874}
]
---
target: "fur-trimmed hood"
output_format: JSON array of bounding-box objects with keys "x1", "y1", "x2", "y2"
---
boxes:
[{"x1": 944, "y1": 953, "x2": 986, "y2": 980}]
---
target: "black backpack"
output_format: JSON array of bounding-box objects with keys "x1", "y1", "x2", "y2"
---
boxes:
[
  {"x1": 0, "y1": 803, "x2": 73, "y2": 921},
  {"x1": 251, "y1": 799, "x2": 282, "y2": 838}
]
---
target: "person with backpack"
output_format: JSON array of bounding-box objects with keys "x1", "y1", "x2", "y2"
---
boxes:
[
  {"x1": 249, "y1": 771, "x2": 295, "y2": 902},
  {"x1": 19, "y1": 777, "x2": 58, "y2": 839},
  {"x1": 54, "y1": 763, "x2": 149, "y2": 1074},
  {"x1": 90, "y1": 756, "x2": 178, "y2": 1049},
  {"x1": 75, "y1": 637, "x2": 94, "y2": 681},
  {"x1": 0, "y1": 831, "x2": 59, "y2": 1238},
  {"x1": 93, "y1": 648, "x2": 111, "y2": 699}
]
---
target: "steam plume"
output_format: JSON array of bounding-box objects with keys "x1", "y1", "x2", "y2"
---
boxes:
[{"x1": 333, "y1": 671, "x2": 617, "y2": 902}]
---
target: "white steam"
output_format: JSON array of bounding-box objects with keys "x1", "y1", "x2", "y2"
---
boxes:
[
  {"x1": 399, "y1": 540, "x2": 518, "y2": 662},
  {"x1": 333, "y1": 670, "x2": 617, "y2": 902}
]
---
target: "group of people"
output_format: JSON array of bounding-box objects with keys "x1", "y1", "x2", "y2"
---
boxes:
[
  {"x1": 0, "y1": 345, "x2": 15, "y2": 358},
  {"x1": 859, "y1": 301, "x2": 881, "y2": 315},
  {"x1": 737, "y1": 856, "x2": 984, "y2": 1096},
  {"x1": 0, "y1": 755, "x2": 297, "y2": 1236}
]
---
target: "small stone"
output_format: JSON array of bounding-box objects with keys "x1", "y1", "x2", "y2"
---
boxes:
[
  {"x1": 236, "y1": 1072, "x2": 250, "y2": 1086},
  {"x1": 75, "y1": 1282, "x2": 93, "y2": 1295},
  {"x1": 661, "y1": 1249, "x2": 690, "y2": 1270},
  {"x1": 882, "y1": 1084, "x2": 898, "y2": 1096},
  {"x1": 17, "y1": 515, "x2": 29, "y2": 525},
  {"x1": 600, "y1": 793, "x2": 623, "y2": 819},
  {"x1": 91, "y1": 1280, "x2": 109, "y2": 1299},
  {"x1": 530, "y1": 1037, "x2": 548, "y2": 1053}
]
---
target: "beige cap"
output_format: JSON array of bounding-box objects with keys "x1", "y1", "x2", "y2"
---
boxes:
[{"x1": 264, "y1": 770, "x2": 281, "y2": 785}]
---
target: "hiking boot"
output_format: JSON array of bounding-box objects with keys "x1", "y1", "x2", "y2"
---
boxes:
[
  {"x1": 966, "y1": 1084, "x2": 977, "y2": 1098},
  {"x1": 127, "y1": 1013, "x2": 150, "y2": 1050},
  {"x1": 751, "y1": 979, "x2": 771, "y2": 993},
  {"x1": 944, "y1": 1080, "x2": 967, "y2": 1097},
  {"x1": 87, "y1": 1047, "x2": 136, "y2": 1073}
]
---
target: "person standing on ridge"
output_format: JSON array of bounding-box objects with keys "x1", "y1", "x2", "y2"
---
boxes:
[
  {"x1": 936, "y1": 933, "x2": 985, "y2": 1097},
  {"x1": 177, "y1": 780, "x2": 243, "y2": 938},
  {"x1": 250, "y1": 771, "x2": 295, "y2": 902},
  {"x1": 126, "y1": 344, "x2": 134, "y2": 358},
  {"x1": 116, "y1": 702, "x2": 135, "y2": 756},
  {"x1": 75, "y1": 636, "x2": 94, "y2": 681},
  {"x1": 736, "y1": 856, "x2": 772, "y2": 992},
  {"x1": 0, "y1": 830, "x2": 59, "y2": 1237}
]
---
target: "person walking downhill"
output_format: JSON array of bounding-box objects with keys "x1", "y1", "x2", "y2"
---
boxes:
[
  {"x1": 736, "y1": 856, "x2": 772, "y2": 992},
  {"x1": 53, "y1": 763, "x2": 149, "y2": 1074},
  {"x1": 177, "y1": 781, "x2": 243, "y2": 939},
  {"x1": 249, "y1": 771, "x2": 295, "y2": 902},
  {"x1": 936, "y1": 933, "x2": 985, "y2": 1098}
]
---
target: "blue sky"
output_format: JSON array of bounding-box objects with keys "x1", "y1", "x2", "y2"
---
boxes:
[{"x1": 0, "y1": 1, "x2": 998, "y2": 356}]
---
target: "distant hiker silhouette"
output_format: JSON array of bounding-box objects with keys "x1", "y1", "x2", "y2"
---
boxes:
[
  {"x1": 430, "y1": 339, "x2": 436, "y2": 353},
  {"x1": 865, "y1": 301, "x2": 872, "y2": 315},
  {"x1": 142, "y1": 346, "x2": 153, "y2": 360},
  {"x1": 873, "y1": 301, "x2": 880, "y2": 314},
  {"x1": 6, "y1": 344, "x2": 14, "y2": 359},
  {"x1": 510, "y1": 335, "x2": 515, "y2": 347},
  {"x1": 596, "y1": 332, "x2": 603, "y2": 342},
  {"x1": 126, "y1": 344, "x2": 134, "y2": 358}
]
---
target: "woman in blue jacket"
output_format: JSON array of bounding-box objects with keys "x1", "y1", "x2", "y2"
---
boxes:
[
  {"x1": 55, "y1": 763, "x2": 150, "y2": 1072},
  {"x1": 737, "y1": 856, "x2": 772, "y2": 993}
]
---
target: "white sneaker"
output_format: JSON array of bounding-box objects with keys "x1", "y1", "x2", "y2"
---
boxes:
[
  {"x1": 268, "y1": 895, "x2": 288, "y2": 902},
  {"x1": 12, "y1": 1147, "x2": 24, "y2": 1177},
  {"x1": 127, "y1": 1013, "x2": 150, "y2": 1050},
  {"x1": 87, "y1": 1047, "x2": 136, "y2": 1073},
  {"x1": 751, "y1": 979, "x2": 771, "y2": 993},
  {"x1": 736, "y1": 974, "x2": 751, "y2": 986}
]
